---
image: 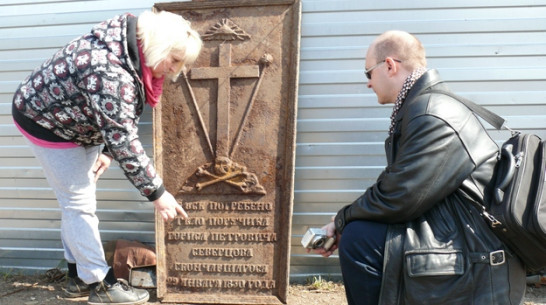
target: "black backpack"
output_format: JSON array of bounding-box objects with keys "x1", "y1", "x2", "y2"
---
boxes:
[{"x1": 428, "y1": 89, "x2": 546, "y2": 272}]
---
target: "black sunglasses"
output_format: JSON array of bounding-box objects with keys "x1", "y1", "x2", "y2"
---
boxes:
[{"x1": 365, "y1": 59, "x2": 402, "y2": 80}]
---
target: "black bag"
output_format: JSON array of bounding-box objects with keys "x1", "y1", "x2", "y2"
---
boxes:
[
  {"x1": 427, "y1": 89, "x2": 546, "y2": 271},
  {"x1": 489, "y1": 133, "x2": 546, "y2": 271}
]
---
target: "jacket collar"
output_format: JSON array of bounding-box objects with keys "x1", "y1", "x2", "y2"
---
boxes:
[{"x1": 394, "y1": 69, "x2": 443, "y2": 122}]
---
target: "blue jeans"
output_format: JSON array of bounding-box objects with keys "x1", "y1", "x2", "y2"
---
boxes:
[{"x1": 339, "y1": 220, "x2": 388, "y2": 305}]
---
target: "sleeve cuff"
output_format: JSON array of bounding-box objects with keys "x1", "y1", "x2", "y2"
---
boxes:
[
  {"x1": 146, "y1": 184, "x2": 165, "y2": 201},
  {"x1": 101, "y1": 146, "x2": 114, "y2": 159},
  {"x1": 334, "y1": 207, "x2": 348, "y2": 234}
]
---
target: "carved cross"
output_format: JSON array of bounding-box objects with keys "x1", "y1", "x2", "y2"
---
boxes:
[{"x1": 190, "y1": 43, "x2": 259, "y2": 158}]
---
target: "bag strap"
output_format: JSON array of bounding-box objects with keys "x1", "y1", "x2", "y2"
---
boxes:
[
  {"x1": 426, "y1": 89, "x2": 513, "y2": 230},
  {"x1": 425, "y1": 89, "x2": 506, "y2": 130}
]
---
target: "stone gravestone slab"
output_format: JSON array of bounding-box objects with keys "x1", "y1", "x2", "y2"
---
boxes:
[{"x1": 153, "y1": 1, "x2": 301, "y2": 304}]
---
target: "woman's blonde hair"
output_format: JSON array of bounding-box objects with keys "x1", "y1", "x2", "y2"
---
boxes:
[{"x1": 137, "y1": 10, "x2": 202, "y2": 79}]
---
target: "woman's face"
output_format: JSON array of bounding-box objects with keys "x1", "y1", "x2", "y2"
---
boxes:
[{"x1": 151, "y1": 53, "x2": 184, "y2": 79}]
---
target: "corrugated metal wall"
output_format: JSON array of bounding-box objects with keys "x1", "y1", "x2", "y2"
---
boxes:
[{"x1": 1, "y1": 0, "x2": 546, "y2": 282}]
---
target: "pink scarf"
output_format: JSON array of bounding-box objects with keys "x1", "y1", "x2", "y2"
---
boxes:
[{"x1": 137, "y1": 41, "x2": 165, "y2": 108}]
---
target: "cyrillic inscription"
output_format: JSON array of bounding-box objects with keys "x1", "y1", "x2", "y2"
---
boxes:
[
  {"x1": 209, "y1": 232, "x2": 277, "y2": 242},
  {"x1": 167, "y1": 232, "x2": 207, "y2": 241},
  {"x1": 174, "y1": 216, "x2": 269, "y2": 227},
  {"x1": 207, "y1": 217, "x2": 269, "y2": 227},
  {"x1": 191, "y1": 247, "x2": 254, "y2": 258},
  {"x1": 167, "y1": 232, "x2": 277, "y2": 242},
  {"x1": 182, "y1": 201, "x2": 207, "y2": 211},
  {"x1": 175, "y1": 263, "x2": 268, "y2": 274},
  {"x1": 208, "y1": 201, "x2": 273, "y2": 211},
  {"x1": 176, "y1": 217, "x2": 206, "y2": 226},
  {"x1": 167, "y1": 277, "x2": 276, "y2": 290},
  {"x1": 166, "y1": 201, "x2": 276, "y2": 294}
]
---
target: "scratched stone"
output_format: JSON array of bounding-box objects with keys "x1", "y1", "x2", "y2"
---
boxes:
[{"x1": 153, "y1": 1, "x2": 301, "y2": 304}]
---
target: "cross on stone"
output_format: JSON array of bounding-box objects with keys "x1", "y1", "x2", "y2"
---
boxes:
[{"x1": 191, "y1": 43, "x2": 260, "y2": 158}]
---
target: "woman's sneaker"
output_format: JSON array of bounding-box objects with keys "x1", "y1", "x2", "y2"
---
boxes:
[
  {"x1": 62, "y1": 277, "x2": 90, "y2": 298},
  {"x1": 87, "y1": 279, "x2": 149, "y2": 305}
]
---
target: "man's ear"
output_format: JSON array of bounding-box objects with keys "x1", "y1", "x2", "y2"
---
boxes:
[{"x1": 385, "y1": 57, "x2": 399, "y2": 76}]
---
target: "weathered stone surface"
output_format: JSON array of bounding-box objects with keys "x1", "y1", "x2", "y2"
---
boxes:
[{"x1": 153, "y1": 1, "x2": 301, "y2": 304}]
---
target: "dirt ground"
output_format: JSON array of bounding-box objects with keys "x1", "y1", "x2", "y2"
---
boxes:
[{"x1": 1, "y1": 270, "x2": 546, "y2": 305}]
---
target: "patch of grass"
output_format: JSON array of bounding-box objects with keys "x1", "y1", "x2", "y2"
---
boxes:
[
  {"x1": 306, "y1": 275, "x2": 337, "y2": 291},
  {"x1": 0, "y1": 269, "x2": 15, "y2": 281}
]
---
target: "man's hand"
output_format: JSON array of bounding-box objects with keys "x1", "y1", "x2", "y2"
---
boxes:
[
  {"x1": 93, "y1": 153, "x2": 113, "y2": 183},
  {"x1": 153, "y1": 191, "x2": 188, "y2": 222},
  {"x1": 307, "y1": 220, "x2": 340, "y2": 258}
]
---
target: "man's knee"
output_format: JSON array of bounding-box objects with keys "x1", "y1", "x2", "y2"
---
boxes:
[{"x1": 339, "y1": 220, "x2": 388, "y2": 259}]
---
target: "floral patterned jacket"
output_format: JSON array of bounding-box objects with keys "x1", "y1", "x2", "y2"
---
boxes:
[{"x1": 12, "y1": 14, "x2": 165, "y2": 201}]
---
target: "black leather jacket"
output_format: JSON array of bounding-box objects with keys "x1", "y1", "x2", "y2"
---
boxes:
[{"x1": 335, "y1": 70, "x2": 526, "y2": 304}]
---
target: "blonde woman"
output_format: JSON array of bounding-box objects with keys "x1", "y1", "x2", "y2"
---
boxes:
[{"x1": 12, "y1": 10, "x2": 202, "y2": 305}]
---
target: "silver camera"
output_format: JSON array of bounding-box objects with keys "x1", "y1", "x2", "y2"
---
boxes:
[{"x1": 301, "y1": 228, "x2": 335, "y2": 250}]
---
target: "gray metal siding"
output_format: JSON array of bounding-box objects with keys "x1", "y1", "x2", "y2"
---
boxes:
[{"x1": 1, "y1": 0, "x2": 546, "y2": 282}]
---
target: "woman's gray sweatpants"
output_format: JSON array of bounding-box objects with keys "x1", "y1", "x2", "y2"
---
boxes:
[{"x1": 28, "y1": 142, "x2": 109, "y2": 284}]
